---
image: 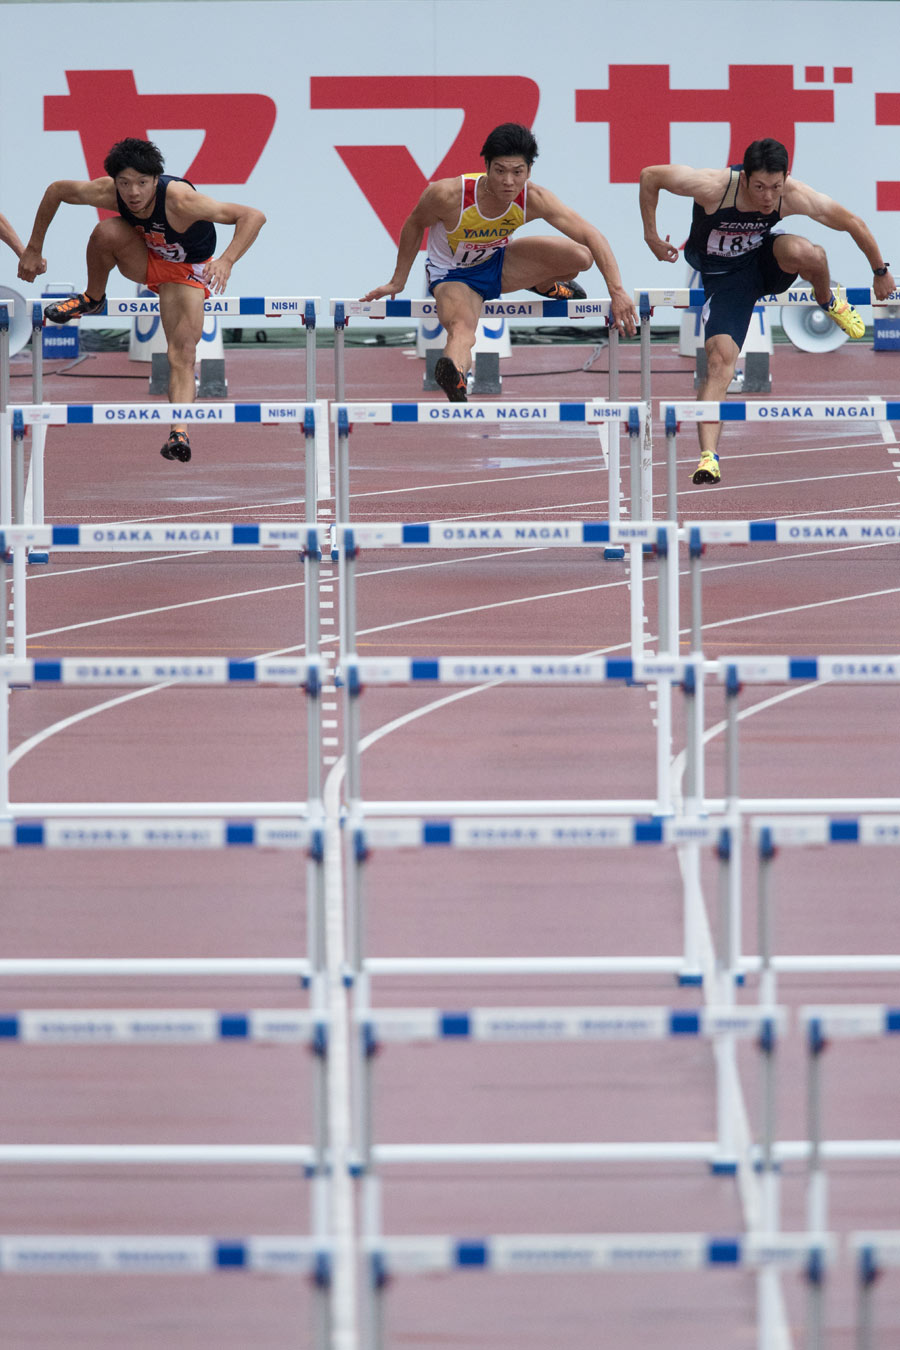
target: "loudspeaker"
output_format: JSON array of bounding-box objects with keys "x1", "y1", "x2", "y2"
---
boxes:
[
  {"x1": 780, "y1": 303, "x2": 848, "y2": 353},
  {"x1": 0, "y1": 285, "x2": 33, "y2": 356}
]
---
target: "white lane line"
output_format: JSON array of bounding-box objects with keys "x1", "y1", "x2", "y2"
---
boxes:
[{"x1": 27, "y1": 580, "x2": 306, "y2": 640}]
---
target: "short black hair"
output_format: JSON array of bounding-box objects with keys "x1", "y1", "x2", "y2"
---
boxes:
[
  {"x1": 104, "y1": 138, "x2": 165, "y2": 179},
  {"x1": 742, "y1": 138, "x2": 789, "y2": 178},
  {"x1": 481, "y1": 123, "x2": 538, "y2": 168}
]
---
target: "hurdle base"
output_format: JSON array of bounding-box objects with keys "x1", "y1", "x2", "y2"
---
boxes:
[
  {"x1": 709, "y1": 1159, "x2": 738, "y2": 1176},
  {"x1": 26, "y1": 551, "x2": 49, "y2": 566},
  {"x1": 148, "y1": 354, "x2": 226, "y2": 397},
  {"x1": 694, "y1": 350, "x2": 771, "y2": 394},
  {"x1": 676, "y1": 971, "x2": 704, "y2": 987},
  {"x1": 603, "y1": 546, "x2": 626, "y2": 561},
  {"x1": 470, "y1": 351, "x2": 501, "y2": 395}
]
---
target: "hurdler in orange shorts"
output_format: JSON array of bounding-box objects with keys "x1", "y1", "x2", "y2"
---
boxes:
[{"x1": 18, "y1": 136, "x2": 265, "y2": 464}]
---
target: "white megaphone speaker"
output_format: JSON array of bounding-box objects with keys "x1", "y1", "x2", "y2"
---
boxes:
[
  {"x1": 780, "y1": 299, "x2": 849, "y2": 353},
  {"x1": 0, "y1": 284, "x2": 33, "y2": 356}
]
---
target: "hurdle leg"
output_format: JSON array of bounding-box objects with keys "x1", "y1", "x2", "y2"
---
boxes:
[
  {"x1": 607, "y1": 322, "x2": 619, "y2": 400},
  {"x1": 856, "y1": 1247, "x2": 876, "y2": 1350},
  {"x1": 304, "y1": 301, "x2": 317, "y2": 399},
  {"x1": 1, "y1": 411, "x2": 10, "y2": 526},
  {"x1": 12, "y1": 542, "x2": 25, "y2": 660},
  {"x1": 757, "y1": 829, "x2": 777, "y2": 1005},
  {"x1": 0, "y1": 314, "x2": 9, "y2": 412},
  {"x1": 0, "y1": 667, "x2": 9, "y2": 811}
]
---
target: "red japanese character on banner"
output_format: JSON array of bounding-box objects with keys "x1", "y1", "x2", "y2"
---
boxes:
[
  {"x1": 45, "y1": 70, "x2": 275, "y2": 215},
  {"x1": 311, "y1": 76, "x2": 540, "y2": 245},
  {"x1": 576, "y1": 65, "x2": 833, "y2": 182}
]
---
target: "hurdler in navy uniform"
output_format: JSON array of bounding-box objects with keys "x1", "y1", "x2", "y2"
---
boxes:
[{"x1": 640, "y1": 138, "x2": 895, "y2": 484}]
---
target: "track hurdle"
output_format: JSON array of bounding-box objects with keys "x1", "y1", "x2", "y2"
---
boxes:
[
  {"x1": 638, "y1": 285, "x2": 900, "y2": 407},
  {"x1": 349, "y1": 995, "x2": 785, "y2": 1350},
  {"x1": 367, "y1": 1232, "x2": 830, "y2": 1350},
  {"x1": 798, "y1": 1007, "x2": 900, "y2": 1349},
  {"x1": 331, "y1": 396, "x2": 648, "y2": 525},
  {"x1": 29, "y1": 293, "x2": 320, "y2": 396},
  {"x1": 662, "y1": 400, "x2": 900, "y2": 520},
  {"x1": 751, "y1": 818, "x2": 900, "y2": 1002},
  {"x1": 330, "y1": 295, "x2": 621, "y2": 398},
  {"x1": 0, "y1": 650, "x2": 324, "y2": 815},
  {"x1": 0, "y1": 399, "x2": 323, "y2": 555},
  {"x1": 0, "y1": 469, "x2": 322, "y2": 661}
]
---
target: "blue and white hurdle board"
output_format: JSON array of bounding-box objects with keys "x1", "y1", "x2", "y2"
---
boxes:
[{"x1": 0, "y1": 1236, "x2": 329, "y2": 1275}]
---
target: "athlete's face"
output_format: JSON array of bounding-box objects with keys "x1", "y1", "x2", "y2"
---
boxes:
[
  {"x1": 114, "y1": 168, "x2": 158, "y2": 215},
  {"x1": 744, "y1": 170, "x2": 786, "y2": 213},
  {"x1": 484, "y1": 156, "x2": 531, "y2": 202}
]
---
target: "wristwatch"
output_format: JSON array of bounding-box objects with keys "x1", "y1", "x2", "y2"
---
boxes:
[{"x1": 874, "y1": 263, "x2": 890, "y2": 276}]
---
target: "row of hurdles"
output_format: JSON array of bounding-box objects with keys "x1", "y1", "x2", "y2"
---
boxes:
[{"x1": 1, "y1": 377, "x2": 898, "y2": 1345}]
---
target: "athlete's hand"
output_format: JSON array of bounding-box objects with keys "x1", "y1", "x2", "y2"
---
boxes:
[
  {"x1": 874, "y1": 269, "x2": 896, "y2": 302},
  {"x1": 645, "y1": 233, "x2": 680, "y2": 264},
  {"x1": 609, "y1": 288, "x2": 638, "y2": 338},
  {"x1": 203, "y1": 257, "x2": 232, "y2": 294},
  {"x1": 359, "y1": 282, "x2": 403, "y2": 303},
  {"x1": 17, "y1": 247, "x2": 47, "y2": 283}
]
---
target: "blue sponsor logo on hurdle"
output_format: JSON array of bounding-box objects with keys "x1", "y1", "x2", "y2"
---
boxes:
[
  {"x1": 495, "y1": 407, "x2": 549, "y2": 419},
  {"x1": 786, "y1": 524, "x2": 850, "y2": 539},
  {"x1": 455, "y1": 1242, "x2": 488, "y2": 1267},
  {"x1": 427, "y1": 407, "x2": 487, "y2": 419},
  {"x1": 830, "y1": 660, "x2": 898, "y2": 677},
  {"x1": 90, "y1": 528, "x2": 156, "y2": 543}
]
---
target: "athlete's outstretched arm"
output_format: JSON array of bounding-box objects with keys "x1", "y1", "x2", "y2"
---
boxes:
[
  {"x1": 17, "y1": 177, "x2": 117, "y2": 282},
  {"x1": 169, "y1": 185, "x2": 266, "y2": 294},
  {"x1": 528, "y1": 183, "x2": 637, "y2": 334},
  {"x1": 639, "y1": 164, "x2": 723, "y2": 262},
  {"x1": 0, "y1": 212, "x2": 25, "y2": 262},
  {"x1": 783, "y1": 179, "x2": 896, "y2": 299},
  {"x1": 360, "y1": 180, "x2": 454, "y2": 302}
]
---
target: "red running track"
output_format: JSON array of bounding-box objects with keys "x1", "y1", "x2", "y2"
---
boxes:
[{"x1": 1, "y1": 336, "x2": 899, "y2": 1349}]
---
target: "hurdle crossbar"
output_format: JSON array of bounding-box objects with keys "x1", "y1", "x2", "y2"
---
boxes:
[
  {"x1": 0, "y1": 657, "x2": 321, "y2": 686},
  {"x1": 0, "y1": 819, "x2": 317, "y2": 850},
  {"x1": 361, "y1": 1005, "x2": 781, "y2": 1045},
  {"x1": 0, "y1": 958, "x2": 313, "y2": 977},
  {"x1": 0, "y1": 1145, "x2": 316, "y2": 1164},
  {"x1": 352, "y1": 816, "x2": 722, "y2": 850},
  {"x1": 370, "y1": 1231, "x2": 830, "y2": 1276},
  {"x1": 0, "y1": 1235, "x2": 329, "y2": 1275},
  {"x1": 637, "y1": 286, "x2": 900, "y2": 310},
  {"x1": 0, "y1": 1010, "x2": 324, "y2": 1044}
]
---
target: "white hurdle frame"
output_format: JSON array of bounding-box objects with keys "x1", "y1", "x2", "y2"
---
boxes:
[
  {"x1": 0, "y1": 404, "x2": 322, "y2": 660},
  {"x1": 329, "y1": 294, "x2": 621, "y2": 395},
  {"x1": 662, "y1": 401, "x2": 900, "y2": 522},
  {"x1": 637, "y1": 284, "x2": 900, "y2": 408},
  {"x1": 5, "y1": 298, "x2": 319, "y2": 546},
  {"x1": 0, "y1": 400, "x2": 323, "y2": 562},
  {"x1": 0, "y1": 538, "x2": 324, "y2": 812},
  {"x1": 351, "y1": 998, "x2": 786, "y2": 1350}
]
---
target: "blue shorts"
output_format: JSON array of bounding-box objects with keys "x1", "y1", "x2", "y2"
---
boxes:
[
  {"x1": 699, "y1": 235, "x2": 797, "y2": 347},
  {"x1": 426, "y1": 248, "x2": 505, "y2": 301}
]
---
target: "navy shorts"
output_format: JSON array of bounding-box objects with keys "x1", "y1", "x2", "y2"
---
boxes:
[
  {"x1": 426, "y1": 248, "x2": 505, "y2": 301},
  {"x1": 701, "y1": 235, "x2": 797, "y2": 347}
]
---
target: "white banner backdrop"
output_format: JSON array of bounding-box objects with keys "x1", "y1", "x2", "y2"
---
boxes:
[{"x1": 0, "y1": 0, "x2": 897, "y2": 312}]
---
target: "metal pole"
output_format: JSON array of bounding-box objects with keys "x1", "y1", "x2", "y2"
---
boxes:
[
  {"x1": 688, "y1": 529, "x2": 705, "y2": 807},
  {"x1": 607, "y1": 320, "x2": 619, "y2": 400},
  {"x1": 304, "y1": 301, "x2": 317, "y2": 400},
  {"x1": 757, "y1": 1014, "x2": 781, "y2": 1350},
  {"x1": 725, "y1": 664, "x2": 743, "y2": 984},
  {"x1": 31, "y1": 303, "x2": 43, "y2": 405},
  {"x1": 629, "y1": 540, "x2": 644, "y2": 661},
  {"x1": 638, "y1": 293, "x2": 653, "y2": 520},
  {"x1": 0, "y1": 306, "x2": 10, "y2": 413},
  {"x1": 0, "y1": 667, "x2": 9, "y2": 812},
  {"x1": 654, "y1": 526, "x2": 673, "y2": 817},
  {"x1": 665, "y1": 407, "x2": 678, "y2": 524},
  {"x1": 806, "y1": 1017, "x2": 827, "y2": 1350},
  {"x1": 12, "y1": 542, "x2": 25, "y2": 660},
  {"x1": 758, "y1": 827, "x2": 776, "y2": 1006},
  {"x1": 856, "y1": 1246, "x2": 876, "y2": 1350},
  {"x1": 1, "y1": 410, "x2": 11, "y2": 526},
  {"x1": 333, "y1": 305, "x2": 346, "y2": 403}
]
